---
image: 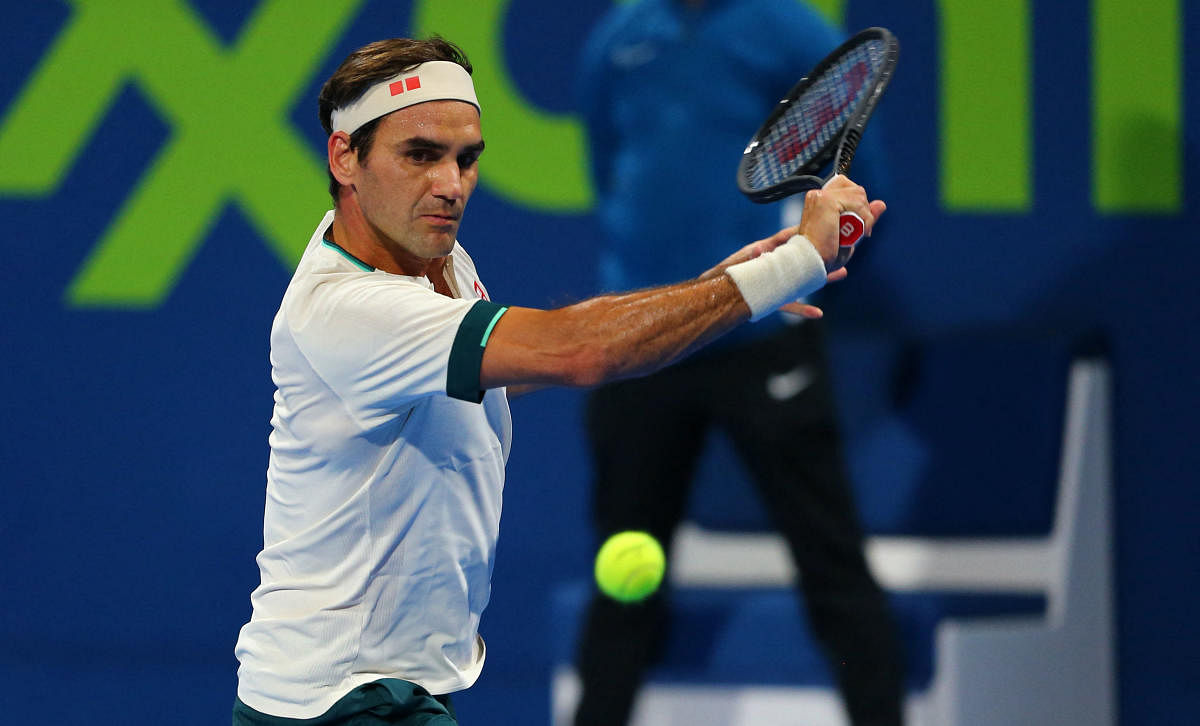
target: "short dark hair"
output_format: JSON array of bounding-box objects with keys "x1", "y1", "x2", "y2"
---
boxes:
[{"x1": 318, "y1": 36, "x2": 473, "y2": 202}]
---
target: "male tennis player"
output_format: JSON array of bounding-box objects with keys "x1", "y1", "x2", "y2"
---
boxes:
[{"x1": 233, "y1": 36, "x2": 885, "y2": 725}]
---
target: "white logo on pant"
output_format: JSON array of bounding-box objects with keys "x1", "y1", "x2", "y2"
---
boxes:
[{"x1": 766, "y1": 366, "x2": 814, "y2": 401}]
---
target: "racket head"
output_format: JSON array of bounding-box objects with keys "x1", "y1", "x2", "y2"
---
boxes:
[{"x1": 738, "y1": 27, "x2": 899, "y2": 203}]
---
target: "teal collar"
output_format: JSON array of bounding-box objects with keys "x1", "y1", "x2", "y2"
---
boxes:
[{"x1": 321, "y1": 239, "x2": 374, "y2": 272}]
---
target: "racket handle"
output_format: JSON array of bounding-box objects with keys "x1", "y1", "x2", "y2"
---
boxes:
[{"x1": 829, "y1": 211, "x2": 865, "y2": 272}]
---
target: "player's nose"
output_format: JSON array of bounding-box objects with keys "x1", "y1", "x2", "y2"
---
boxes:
[{"x1": 430, "y1": 159, "x2": 464, "y2": 200}]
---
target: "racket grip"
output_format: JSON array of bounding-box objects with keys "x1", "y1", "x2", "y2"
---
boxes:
[{"x1": 829, "y1": 211, "x2": 865, "y2": 272}]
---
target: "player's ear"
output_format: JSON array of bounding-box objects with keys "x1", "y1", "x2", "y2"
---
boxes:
[{"x1": 328, "y1": 131, "x2": 357, "y2": 187}]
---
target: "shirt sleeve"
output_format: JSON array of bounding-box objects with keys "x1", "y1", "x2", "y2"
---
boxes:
[
  {"x1": 447, "y1": 299, "x2": 509, "y2": 403},
  {"x1": 288, "y1": 274, "x2": 508, "y2": 428}
]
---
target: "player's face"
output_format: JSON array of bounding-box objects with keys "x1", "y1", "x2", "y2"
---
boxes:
[{"x1": 353, "y1": 100, "x2": 483, "y2": 261}]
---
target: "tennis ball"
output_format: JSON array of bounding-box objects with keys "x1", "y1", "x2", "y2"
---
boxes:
[{"x1": 594, "y1": 531, "x2": 666, "y2": 603}]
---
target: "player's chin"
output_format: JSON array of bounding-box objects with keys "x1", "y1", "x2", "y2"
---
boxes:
[{"x1": 422, "y1": 224, "x2": 459, "y2": 251}]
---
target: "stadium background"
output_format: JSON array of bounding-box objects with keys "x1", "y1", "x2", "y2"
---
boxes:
[{"x1": 1, "y1": 1, "x2": 1196, "y2": 723}]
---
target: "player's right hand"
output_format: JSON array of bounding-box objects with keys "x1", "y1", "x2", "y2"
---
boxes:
[{"x1": 798, "y1": 175, "x2": 886, "y2": 264}]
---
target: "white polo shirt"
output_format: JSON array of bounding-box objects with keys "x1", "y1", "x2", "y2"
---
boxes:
[{"x1": 235, "y1": 211, "x2": 512, "y2": 719}]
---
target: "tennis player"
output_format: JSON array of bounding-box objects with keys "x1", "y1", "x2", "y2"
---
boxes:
[{"x1": 232, "y1": 36, "x2": 885, "y2": 725}]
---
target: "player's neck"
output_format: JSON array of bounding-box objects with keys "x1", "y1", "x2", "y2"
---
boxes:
[{"x1": 330, "y1": 203, "x2": 437, "y2": 279}]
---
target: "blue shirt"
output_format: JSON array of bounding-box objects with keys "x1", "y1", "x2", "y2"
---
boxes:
[{"x1": 577, "y1": 0, "x2": 844, "y2": 341}]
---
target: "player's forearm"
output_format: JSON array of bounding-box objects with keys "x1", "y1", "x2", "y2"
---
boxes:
[
  {"x1": 572, "y1": 275, "x2": 750, "y2": 381},
  {"x1": 480, "y1": 275, "x2": 749, "y2": 389}
]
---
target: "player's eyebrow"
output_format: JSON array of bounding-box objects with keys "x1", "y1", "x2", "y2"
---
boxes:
[
  {"x1": 401, "y1": 136, "x2": 447, "y2": 153},
  {"x1": 399, "y1": 137, "x2": 485, "y2": 156}
]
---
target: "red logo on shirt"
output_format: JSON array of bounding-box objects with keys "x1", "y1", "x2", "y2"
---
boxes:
[
  {"x1": 388, "y1": 76, "x2": 421, "y2": 95},
  {"x1": 473, "y1": 280, "x2": 489, "y2": 301}
]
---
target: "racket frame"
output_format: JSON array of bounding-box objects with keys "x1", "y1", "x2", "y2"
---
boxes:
[{"x1": 737, "y1": 27, "x2": 899, "y2": 204}]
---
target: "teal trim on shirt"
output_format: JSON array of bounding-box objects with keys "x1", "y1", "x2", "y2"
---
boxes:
[
  {"x1": 480, "y1": 306, "x2": 506, "y2": 346},
  {"x1": 321, "y1": 240, "x2": 374, "y2": 271},
  {"x1": 447, "y1": 300, "x2": 509, "y2": 403}
]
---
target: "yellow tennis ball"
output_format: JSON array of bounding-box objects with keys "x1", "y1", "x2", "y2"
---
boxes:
[{"x1": 594, "y1": 531, "x2": 666, "y2": 603}]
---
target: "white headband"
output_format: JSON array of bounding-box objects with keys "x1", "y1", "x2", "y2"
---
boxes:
[{"x1": 330, "y1": 60, "x2": 480, "y2": 135}]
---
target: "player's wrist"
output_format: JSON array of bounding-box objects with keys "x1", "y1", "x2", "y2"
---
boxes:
[{"x1": 724, "y1": 234, "x2": 827, "y2": 321}]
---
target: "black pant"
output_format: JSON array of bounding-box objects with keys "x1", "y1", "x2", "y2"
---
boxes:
[
  {"x1": 573, "y1": 322, "x2": 904, "y2": 726},
  {"x1": 233, "y1": 679, "x2": 456, "y2": 725}
]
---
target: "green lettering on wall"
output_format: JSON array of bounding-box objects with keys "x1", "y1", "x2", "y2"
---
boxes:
[
  {"x1": 0, "y1": 0, "x2": 363, "y2": 308},
  {"x1": 413, "y1": 0, "x2": 593, "y2": 212},
  {"x1": 939, "y1": 0, "x2": 1030, "y2": 211},
  {"x1": 1093, "y1": 0, "x2": 1181, "y2": 213},
  {"x1": 803, "y1": 0, "x2": 846, "y2": 26},
  {"x1": 3, "y1": 0, "x2": 1184, "y2": 312}
]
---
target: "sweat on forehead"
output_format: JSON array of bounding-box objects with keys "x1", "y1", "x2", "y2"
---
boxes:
[{"x1": 330, "y1": 60, "x2": 480, "y2": 136}]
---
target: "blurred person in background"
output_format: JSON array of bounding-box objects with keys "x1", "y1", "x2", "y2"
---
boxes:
[{"x1": 572, "y1": 2, "x2": 905, "y2": 724}]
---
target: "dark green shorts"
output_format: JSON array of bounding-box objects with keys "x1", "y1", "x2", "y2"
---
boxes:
[{"x1": 233, "y1": 679, "x2": 457, "y2": 725}]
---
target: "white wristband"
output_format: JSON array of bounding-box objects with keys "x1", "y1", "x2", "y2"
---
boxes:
[{"x1": 724, "y1": 234, "x2": 827, "y2": 321}]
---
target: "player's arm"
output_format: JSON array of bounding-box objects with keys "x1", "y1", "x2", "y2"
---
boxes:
[
  {"x1": 479, "y1": 178, "x2": 884, "y2": 390},
  {"x1": 481, "y1": 275, "x2": 747, "y2": 389}
]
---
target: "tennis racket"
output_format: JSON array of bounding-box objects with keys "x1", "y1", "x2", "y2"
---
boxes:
[{"x1": 737, "y1": 27, "x2": 899, "y2": 271}]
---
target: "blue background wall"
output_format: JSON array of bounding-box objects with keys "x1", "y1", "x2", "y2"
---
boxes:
[{"x1": 1, "y1": 1, "x2": 1196, "y2": 723}]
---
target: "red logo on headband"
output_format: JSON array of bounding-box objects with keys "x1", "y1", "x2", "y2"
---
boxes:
[{"x1": 389, "y1": 76, "x2": 422, "y2": 96}]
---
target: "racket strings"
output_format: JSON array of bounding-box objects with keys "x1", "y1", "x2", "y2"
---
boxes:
[{"x1": 743, "y1": 39, "x2": 889, "y2": 191}]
